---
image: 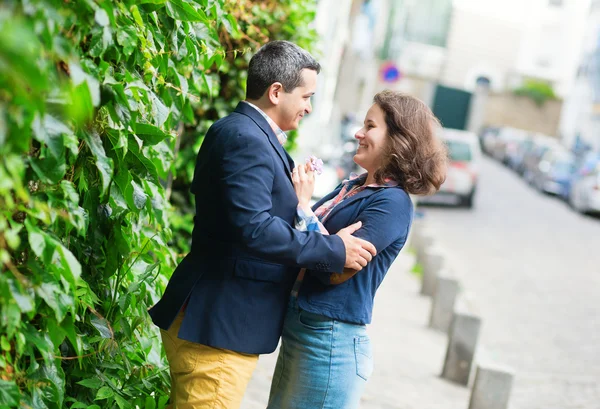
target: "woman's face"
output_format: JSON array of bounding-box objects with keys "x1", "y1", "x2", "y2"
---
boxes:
[{"x1": 353, "y1": 103, "x2": 388, "y2": 174}]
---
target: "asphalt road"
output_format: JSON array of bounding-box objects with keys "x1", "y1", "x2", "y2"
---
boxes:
[{"x1": 419, "y1": 156, "x2": 600, "y2": 409}]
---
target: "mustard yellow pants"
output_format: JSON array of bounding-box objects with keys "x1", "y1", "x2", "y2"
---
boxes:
[{"x1": 160, "y1": 312, "x2": 259, "y2": 409}]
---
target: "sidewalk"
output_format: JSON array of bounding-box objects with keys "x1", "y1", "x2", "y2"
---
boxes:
[{"x1": 240, "y1": 252, "x2": 471, "y2": 409}]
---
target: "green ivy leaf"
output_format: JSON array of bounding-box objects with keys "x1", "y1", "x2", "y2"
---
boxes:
[
  {"x1": 29, "y1": 151, "x2": 67, "y2": 184},
  {"x1": 223, "y1": 14, "x2": 241, "y2": 39},
  {"x1": 31, "y1": 114, "x2": 67, "y2": 159},
  {"x1": 36, "y1": 282, "x2": 71, "y2": 322},
  {"x1": 1, "y1": 336, "x2": 10, "y2": 351},
  {"x1": 90, "y1": 314, "x2": 112, "y2": 339},
  {"x1": 166, "y1": 0, "x2": 209, "y2": 23},
  {"x1": 76, "y1": 377, "x2": 103, "y2": 389},
  {"x1": 7, "y1": 277, "x2": 34, "y2": 313},
  {"x1": 144, "y1": 396, "x2": 157, "y2": 409},
  {"x1": 131, "y1": 180, "x2": 148, "y2": 209},
  {"x1": 82, "y1": 130, "x2": 114, "y2": 197},
  {"x1": 56, "y1": 244, "x2": 82, "y2": 288},
  {"x1": 95, "y1": 386, "x2": 114, "y2": 400},
  {"x1": 70, "y1": 63, "x2": 101, "y2": 107},
  {"x1": 25, "y1": 220, "x2": 46, "y2": 258},
  {"x1": 134, "y1": 123, "x2": 171, "y2": 146},
  {"x1": 115, "y1": 394, "x2": 133, "y2": 409},
  {"x1": 95, "y1": 9, "x2": 110, "y2": 27},
  {"x1": 0, "y1": 380, "x2": 20, "y2": 407},
  {"x1": 116, "y1": 26, "x2": 138, "y2": 57}
]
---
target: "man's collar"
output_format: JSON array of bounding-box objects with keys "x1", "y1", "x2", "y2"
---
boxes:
[{"x1": 242, "y1": 101, "x2": 288, "y2": 145}]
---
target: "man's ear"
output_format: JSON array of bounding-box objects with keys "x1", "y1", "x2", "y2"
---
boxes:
[{"x1": 267, "y1": 82, "x2": 284, "y2": 105}]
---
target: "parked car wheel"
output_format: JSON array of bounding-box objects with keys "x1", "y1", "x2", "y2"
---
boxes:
[{"x1": 460, "y1": 189, "x2": 476, "y2": 208}]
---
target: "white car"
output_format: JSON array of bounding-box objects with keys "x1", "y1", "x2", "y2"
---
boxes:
[{"x1": 420, "y1": 128, "x2": 481, "y2": 208}]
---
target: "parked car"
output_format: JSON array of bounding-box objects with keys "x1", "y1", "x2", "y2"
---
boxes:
[
  {"x1": 479, "y1": 126, "x2": 500, "y2": 155},
  {"x1": 568, "y1": 152, "x2": 600, "y2": 214},
  {"x1": 488, "y1": 128, "x2": 527, "y2": 164},
  {"x1": 521, "y1": 136, "x2": 563, "y2": 183},
  {"x1": 506, "y1": 135, "x2": 536, "y2": 172},
  {"x1": 420, "y1": 128, "x2": 481, "y2": 208},
  {"x1": 531, "y1": 149, "x2": 576, "y2": 196}
]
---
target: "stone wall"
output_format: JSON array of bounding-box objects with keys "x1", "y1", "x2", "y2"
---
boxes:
[{"x1": 483, "y1": 93, "x2": 562, "y2": 136}]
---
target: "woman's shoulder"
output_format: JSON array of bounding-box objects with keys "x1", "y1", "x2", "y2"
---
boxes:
[{"x1": 371, "y1": 185, "x2": 413, "y2": 206}]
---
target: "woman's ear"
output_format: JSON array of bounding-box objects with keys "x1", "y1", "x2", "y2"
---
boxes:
[{"x1": 267, "y1": 82, "x2": 284, "y2": 105}]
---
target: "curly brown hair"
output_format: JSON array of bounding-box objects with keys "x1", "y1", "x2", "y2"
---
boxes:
[{"x1": 372, "y1": 90, "x2": 448, "y2": 195}]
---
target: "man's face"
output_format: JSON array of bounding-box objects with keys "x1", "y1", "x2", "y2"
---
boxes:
[{"x1": 275, "y1": 69, "x2": 317, "y2": 131}]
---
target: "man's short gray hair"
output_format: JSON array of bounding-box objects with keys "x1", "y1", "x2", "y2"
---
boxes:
[{"x1": 246, "y1": 40, "x2": 321, "y2": 100}]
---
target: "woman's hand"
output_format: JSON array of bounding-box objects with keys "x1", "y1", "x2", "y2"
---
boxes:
[{"x1": 292, "y1": 163, "x2": 315, "y2": 209}]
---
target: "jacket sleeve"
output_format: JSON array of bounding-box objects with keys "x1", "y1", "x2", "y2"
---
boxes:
[
  {"x1": 219, "y1": 130, "x2": 346, "y2": 273},
  {"x1": 311, "y1": 189, "x2": 413, "y2": 283}
]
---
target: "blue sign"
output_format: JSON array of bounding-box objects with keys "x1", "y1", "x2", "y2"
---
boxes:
[{"x1": 380, "y1": 62, "x2": 401, "y2": 83}]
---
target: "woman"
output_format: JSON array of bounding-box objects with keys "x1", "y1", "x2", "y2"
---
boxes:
[{"x1": 266, "y1": 91, "x2": 448, "y2": 409}]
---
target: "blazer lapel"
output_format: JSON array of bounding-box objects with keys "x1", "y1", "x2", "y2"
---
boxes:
[
  {"x1": 285, "y1": 150, "x2": 295, "y2": 173},
  {"x1": 312, "y1": 187, "x2": 341, "y2": 211},
  {"x1": 322, "y1": 187, "x2": 382, "y2": 222},
  {"x1": 234, "y1": 102, "x2": 292, "y2": 177}
]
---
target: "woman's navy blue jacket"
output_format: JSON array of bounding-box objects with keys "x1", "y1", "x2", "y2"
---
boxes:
[{"x1": 298, "y1": 184, "x2": 414, "y2": 324}]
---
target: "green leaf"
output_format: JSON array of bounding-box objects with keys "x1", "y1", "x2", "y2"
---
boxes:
[
  {"x1": 31, "y1": 114, "x2": 67, "y2": 159},
  {"x1": 90, "y1": 314, "x2": 112, "y2": 339},
  {"x1": 61, "y1": 180, "x2": 80, "y2": 203},
  {"x1": 95, "y1": 386, "x2": 114, "y2": 400},
  {"x1": 223, "y1": 14, "x2": 241, "y2": 38},
  {"x1": 56, "y1": 244, "x2": 82, "y2": 288},
  {"x1": 36, "y1": 282, "x2": 71, "y2": 322},
  {"x1": 131, "y1": 180, "x2": 148, "y2": 209},
  {"x1": 25, "y1": 220, "x2": 46, "y2": 258},
  {"x1": 76, "y1": 377, "x2": 103, "y2": 389},
  {"x1": 1, "y1": 336, "x2": 10, "y2": 351},
  {"x1": 134, "y1": 123, "x2": 171, "y2": 145},
  {"x1": 82, "y1": 130, "x2": 114, "y2": 197},
  {"x1": 0, "y1": 380, "x2": 20, "y2": 407},
  {"x1": 4, "y1": 225, "x2": 21, "y2": 249},
  {"x1": 130, "y1": 5, "x2": 145, "y2": 27},
  {"x1": 40, "y1": 362, "x2": 65, "y2": 407},
  {"x1": 115, "y1": 394, "x2": 132, "y2": 409},
  {"x1": 70, "y1": 63, "x2": 101, "y2": 107},
  {"x1": 7, "y1": 278, "x2": 34, "y2": 313},
  {"x1": 144, "y1": 396, "x2": 157, "y2": 409},
  {"x1": 29, "y1": 151, "x2": 66, "y2": 184},
  {"x1": 166, "y1": 0, "x2": 209, "y2": 23},
  {"x1": 116, "y1": 26, "x2": 138, "y2": 57},
  {"x1": 150, "y1": 92, "x2": 170, "y2": 127},
  {"x1": 95, "y1": 9, "x2": 110, "y2": 27}
]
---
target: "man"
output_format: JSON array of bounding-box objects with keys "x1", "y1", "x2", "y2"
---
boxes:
[{"x1": 149, "y1": 40, "x2": 376, "y2": 409}]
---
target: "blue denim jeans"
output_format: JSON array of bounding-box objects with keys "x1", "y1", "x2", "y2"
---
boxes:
[{"x1": 267, "y1": 298, "x2": 374, "y2": 409}]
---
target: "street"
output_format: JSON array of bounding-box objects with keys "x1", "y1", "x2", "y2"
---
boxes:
[{"x1": 420, "y1": 156, "x2": 600, "y2": 408}]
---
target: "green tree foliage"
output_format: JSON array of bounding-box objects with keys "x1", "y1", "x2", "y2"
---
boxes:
[
  {"x1": 513, "y1": 79, "x2": 558, "y2": 107},
  {"x1": 0, "y1": 0, "x2": 317, "y2": 407}
]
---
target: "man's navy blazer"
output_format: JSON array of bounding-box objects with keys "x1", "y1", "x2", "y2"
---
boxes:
[{"x1": 149, "y1": 102, "x2": 346, "y2": 354}]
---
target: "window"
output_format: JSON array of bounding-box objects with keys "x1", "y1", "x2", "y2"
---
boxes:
[{"x1": 446, "y1": 141, "x2": 473, "y2": 162}]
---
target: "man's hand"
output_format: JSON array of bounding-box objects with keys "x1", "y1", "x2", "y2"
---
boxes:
[
  {"x1": 336, "y1": 221, "x2": 376, "y2": 271},
  {"x1": 329, "y1": 268, "x2": 360, "y2": 285}
]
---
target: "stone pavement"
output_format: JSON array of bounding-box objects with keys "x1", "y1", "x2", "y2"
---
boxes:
[{"x1": 240, "y1": 251, "x2": 472, "y2": 409}]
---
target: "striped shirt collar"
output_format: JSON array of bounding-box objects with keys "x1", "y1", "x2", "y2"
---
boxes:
[{"x1": 242, "y1": 100, "x2": 288, "y2": 146}]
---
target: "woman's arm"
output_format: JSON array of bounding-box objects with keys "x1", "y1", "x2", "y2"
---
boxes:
[{"x1": 293, "y1": 162, "x2": 359, "y2": 285}]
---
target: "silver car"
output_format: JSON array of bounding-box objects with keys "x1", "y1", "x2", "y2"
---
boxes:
[
  {"x1": 420, "y1": 128, "x2": 481, "y2": 208},
  {"x1": 569, "y1": 153, "x2": 600, "y2": 214}
]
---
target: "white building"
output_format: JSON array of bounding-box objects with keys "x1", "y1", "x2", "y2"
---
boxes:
[
  {"x1": 441, "y1": 0, "x2": 590, "y2": 96},
  {"x1": 559, "y1": 0, "x2": 600, "y2": 151}
]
